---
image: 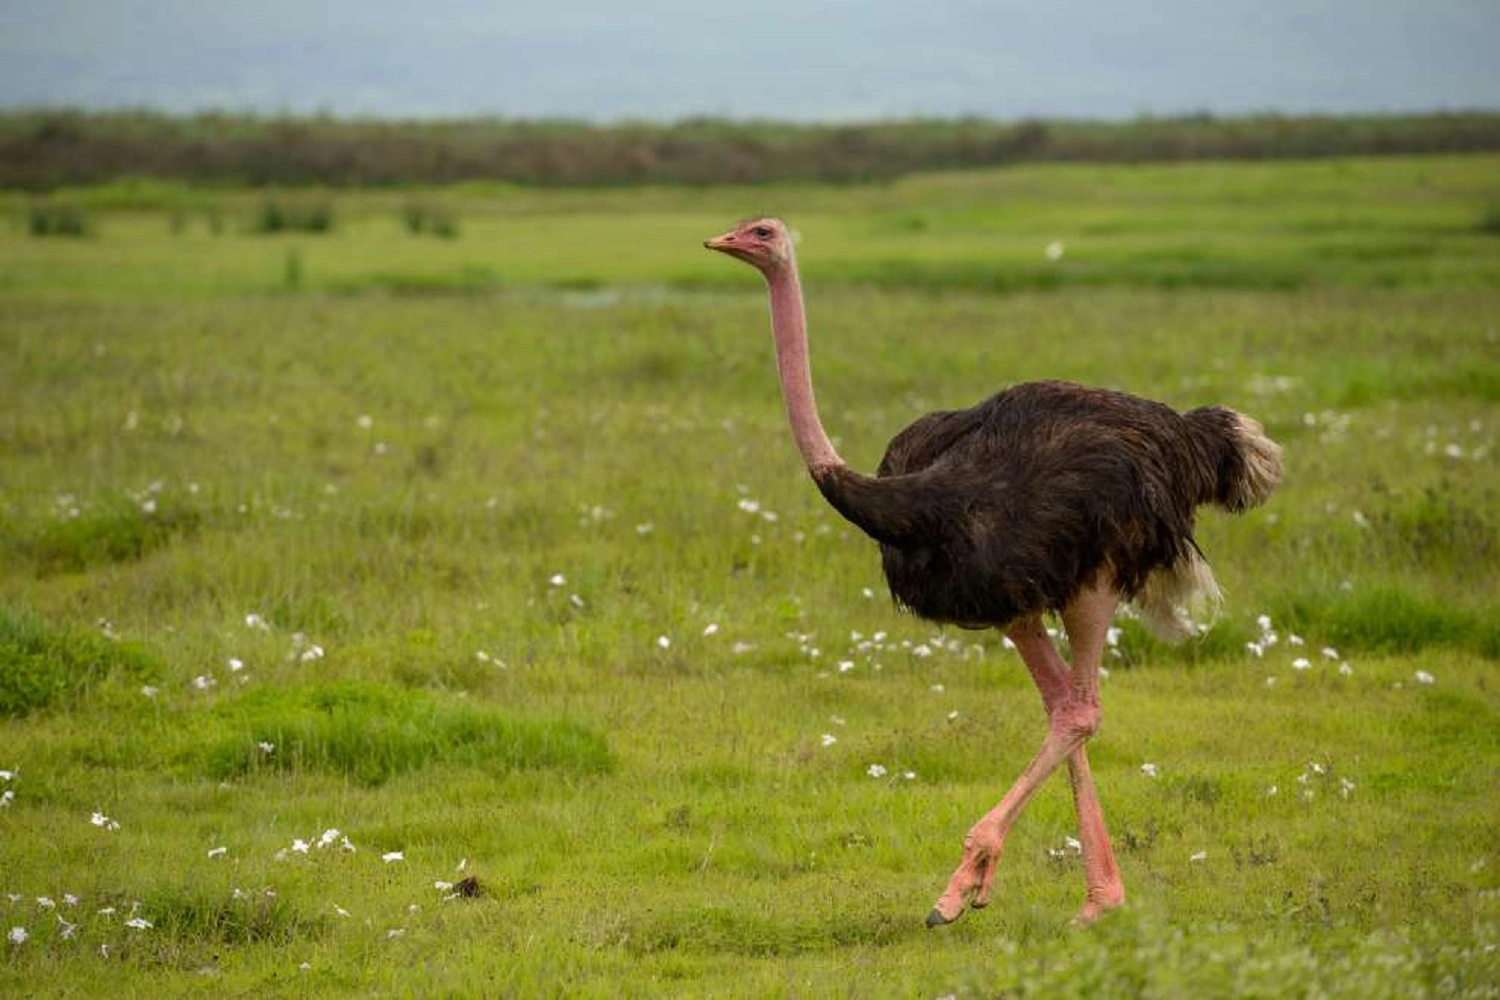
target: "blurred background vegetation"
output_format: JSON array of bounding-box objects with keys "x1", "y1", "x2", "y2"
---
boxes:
[{"x1": 4, "y1": 109, "x2": 1499, "y2": 189}]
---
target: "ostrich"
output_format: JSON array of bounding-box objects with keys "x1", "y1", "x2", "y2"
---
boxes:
[{"x1": 704, "y1": 218, "x2": 1283, "y2": 926}]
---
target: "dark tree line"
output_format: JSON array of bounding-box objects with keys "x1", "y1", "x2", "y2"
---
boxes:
[{"x1": 2, "y1": 109, "x2": 1498, "y2": 190}]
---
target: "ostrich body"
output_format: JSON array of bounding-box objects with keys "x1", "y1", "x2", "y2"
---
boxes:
[{"x1": 705, "y1": 218, "x2": 1283, "y2": 926}]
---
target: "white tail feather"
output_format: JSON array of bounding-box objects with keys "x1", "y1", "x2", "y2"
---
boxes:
[
  {"x1": 1133, "y1": 550, "x2": 1222, "y2": 642},
  {"x1": 1230, "y1": 412, "x2": 1283, "y2": 510}
]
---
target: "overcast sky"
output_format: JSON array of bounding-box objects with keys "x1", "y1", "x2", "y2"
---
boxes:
[{"x1": 2, "y1": 0, "x2": 1496, "y2": 121}]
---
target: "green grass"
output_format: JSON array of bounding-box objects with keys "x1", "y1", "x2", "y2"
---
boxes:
[{"x1": 0, "y1": 156, "x2": 1497, "y2": 996}]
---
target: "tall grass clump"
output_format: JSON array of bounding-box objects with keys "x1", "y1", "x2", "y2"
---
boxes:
[
  {"x1": 0, "y1": 607, "x2": 161, "y2": 716},
  {"x1": 200, "y1": 681, "x2": 614, "y2": 785},
  {"x1": 135, "y1": 884, "x2": 328, "y2": 947},
  {"x1": 252, "y1": 197, "x2": 334, "y2": 234},
  {"x1": 1279, "y1": 585, "x2": 1490, "y2": 656},
  {"x1": 1478, "y1": 205, "x2": 1500, "y2": 236},
  {"x1": 5, "y1": 494, "x2": 202, "y2": 576},
  {"x1": 26, "y1": 200, "x2": 89, "y2": 237},
  {"x1": 400, "y1": 200, "x2": 459, "y2": 238}
]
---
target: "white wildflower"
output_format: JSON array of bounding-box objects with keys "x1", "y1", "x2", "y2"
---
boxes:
[
  {"x1": 1044, "y1": 240, "x2": 1066, "y2": 260},
  {"x1": 548, "y1": 573, "x2": 565, "y2": 587},
  {"x1": 1140, "y1": 763, "x2": 1159, "y2": 778},
  {"x1": 1190, "y1": 851, "x2": 1208, "y2": 863},
  {"x1": 258, "y1": 741, "x2": 275, "y2": 754},
  {"x1": 0, "y1": 790, "x2": 13, "y2": 808},
  {"x1": 1338, "y1": 663, "x2": 1354, "y2": 677},
  {"x1": 124, "y1": 917, "x2": 152, "y2": 930},
  {"x1": 228, "y1": 658, "x2": 244, "y2": 672},
  {"x1": 382, "y1": 851, "x2": 404, "y2": 863},
  {"x1": 866, "y1": 764, "x2": 887, "y2": 778},
  {"x1": 1414, "y1": 670, "x2": 1435, "y2": 685},
  {"x1": 656, "y1": 635, "x2": 671, "y2": 650},
  {"x1": 142, "y1": 684, "x2": 159, "y2": 698},
  {"x1": 702, "y1": 623, "x2": 719, "y2": 637},
  {"x1": 245, "y1": 613, "x2": 270, "y2": 631},
  {"x1": 1321, "y1": 647, "x2": 1340, "y2": 660},
  {"x1": 8, "y1": 927, "x2": 26, "y2": 945},
  {"x1": 90, "y1": 811, "x2": 120, "y2": 831},
  {"x1": 292, "y1": 839, "x2": 310, "y2": 854},
  {"x1": 820, "y1": 734, "x2": 838, "y2": 747},
  {"x1": 1292, "y1": 658, "x2": 1310, "y2": 671},
  {"x1": 207, "y1": 846, "x2": 227, "y2": 858}
]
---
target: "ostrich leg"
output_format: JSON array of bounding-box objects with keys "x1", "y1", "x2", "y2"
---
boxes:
[
  {"x1": 1054, "y1": 588, "x2": 1126, "y2": 923},
  {"x1": 927, "y1": 584, "x2": 1121, "y2": 926}
]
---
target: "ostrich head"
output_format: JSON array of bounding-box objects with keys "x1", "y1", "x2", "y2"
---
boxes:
[{"x1": 704, "y1": 217, "x2": 795, "y2": 272}]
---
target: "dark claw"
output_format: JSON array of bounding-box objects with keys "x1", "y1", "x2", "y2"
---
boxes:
[{"x1": 925, "y1": 908, "x2": 954, "y2": 928}]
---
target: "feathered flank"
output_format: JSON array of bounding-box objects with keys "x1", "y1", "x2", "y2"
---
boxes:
[{"x1": 811, "y1": 380, "x2": 1272, "y2": 634}]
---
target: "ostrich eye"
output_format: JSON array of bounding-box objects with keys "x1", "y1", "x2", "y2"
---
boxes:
[{"x1": 752, "y1": 226, "x2": 773, "y2": 239}]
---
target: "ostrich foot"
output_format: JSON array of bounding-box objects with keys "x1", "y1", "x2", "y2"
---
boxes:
[
  {"x1": 1070, "y1": 878, "x2": 1126, "y2": 926},
  {"x1": 926, "y1": 831, "x2": 1003, "y2": 927},
  {"x1": 1071, "y1": 890, "x2": 1125, "y2": 927}
]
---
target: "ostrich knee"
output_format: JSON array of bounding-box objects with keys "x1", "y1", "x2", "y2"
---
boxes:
[{"x1": 1050, "y1": 699, "x2": 1101, "y2": 749}]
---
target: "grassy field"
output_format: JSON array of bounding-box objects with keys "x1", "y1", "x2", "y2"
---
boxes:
[{"x1": 1, "y1": 155, "x2": 1498, "y2": 997}]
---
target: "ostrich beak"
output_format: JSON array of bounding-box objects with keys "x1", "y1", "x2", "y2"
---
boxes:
[{"x1": 703, "y1": 233, "x2": 734, "y2": 252}]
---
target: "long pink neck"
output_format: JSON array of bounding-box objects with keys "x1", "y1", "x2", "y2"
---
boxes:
[{"x1": 764, "y1": 262, "x2": 842, "y2": 472}]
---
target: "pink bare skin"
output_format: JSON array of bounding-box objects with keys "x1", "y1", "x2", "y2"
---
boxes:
[
  {"x1": 705, "y1": 218, "x2": 1129, "y2": 927},
  {"x1": 927, "y1": 583, "x2": 1126, "y2": 926}
]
